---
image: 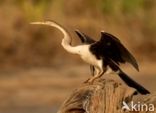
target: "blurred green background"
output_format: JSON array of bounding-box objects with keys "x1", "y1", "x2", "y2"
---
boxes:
[{"x1": 0, "y1": 0, "x2": 156, "y2": 113}]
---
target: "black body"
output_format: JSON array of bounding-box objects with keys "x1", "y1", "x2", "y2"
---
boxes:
[{"x1": 75, "y1": 30, "x2": 150, "y2": 95}]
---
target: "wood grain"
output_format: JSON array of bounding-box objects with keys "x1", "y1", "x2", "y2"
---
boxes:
[{"x1": 57, "y1": 78, "x2": 156, "y2": 113}]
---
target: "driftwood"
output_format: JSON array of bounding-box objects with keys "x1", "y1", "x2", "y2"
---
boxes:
[{"x1": 57, "y1": 78, "x2": 156, "y2": 113}]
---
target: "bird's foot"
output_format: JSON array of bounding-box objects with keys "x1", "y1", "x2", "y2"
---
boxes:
[
  {"x1": 83, "y1": 78, "x2": 90, "y2": 83},
  {"x1": 83, "y1": 78, "x2": 94, "y2": 85}
]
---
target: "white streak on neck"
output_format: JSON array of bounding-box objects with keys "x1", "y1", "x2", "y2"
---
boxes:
[{"x1": 31, "y1": 21, "x2": 81, "y2": 55}]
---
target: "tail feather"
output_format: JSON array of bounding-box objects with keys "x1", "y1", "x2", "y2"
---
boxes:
[
  {"x1": 108, "y1": 58, "x2": 150, "y2": 95},
  {"x1": 118, "y1": 70, "x2": 150, "y2": 95}
]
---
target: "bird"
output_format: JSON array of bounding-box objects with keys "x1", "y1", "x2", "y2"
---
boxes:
[
  {"x1": 30, "y1": 20, "x2": 150, "y2": 94},
  {"x1": 75, "y1": 30, "x2": 150, "y2": 94},
  {"x1": 75, "y1": 30, "x2": 96, "y2": 76}
]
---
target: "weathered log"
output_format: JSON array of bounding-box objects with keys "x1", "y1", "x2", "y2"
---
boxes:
[{"x1": 57, "y1": 78, "x2": 156, "y2": 113}]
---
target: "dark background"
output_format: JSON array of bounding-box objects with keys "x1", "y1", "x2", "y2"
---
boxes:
[{"x1": 0, "y1": 0, "x2": 156, "y2": 113}]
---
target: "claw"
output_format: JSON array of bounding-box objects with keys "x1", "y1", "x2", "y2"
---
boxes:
[
  {"x1": 83, "y1": 78, "x2": 94, "y2": 85},
  {"x1": 83, "y1": 78, "x2": 90, "y2": 83}
]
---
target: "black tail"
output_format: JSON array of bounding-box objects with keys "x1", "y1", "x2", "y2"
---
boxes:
[
  {"x1": 118, "y1": 70, "x2": 150, "y2": 95},
  {"x1": 108, "y1": 59, "x2": 150, "y2": 95}
]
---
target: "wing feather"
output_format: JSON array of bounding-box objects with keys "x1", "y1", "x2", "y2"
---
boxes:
[
  {"x1": 75, "y1": 30, "x2": 96, "y2": 44},
  {"x1": 100, "y1": 32, "x2": 139, "y2": 71}
]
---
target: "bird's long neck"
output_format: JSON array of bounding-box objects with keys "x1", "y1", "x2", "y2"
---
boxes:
[
  {"x1": 31, "y1": 21, "x2": 80, "y2": 54},
  {"x1": 61, "y1": 38, "x2": 74, "y2": 53},
  {"x1": 54, "y1": 23, "x2": 80, "y2": 54},
  {"x1": 51, "y1": 21, "x2": 72, "y2": 45}
]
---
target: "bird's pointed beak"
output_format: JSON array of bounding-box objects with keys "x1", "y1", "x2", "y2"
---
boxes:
[{"x1": 30, "y1": 21, "x2": 45, "y2": 25}]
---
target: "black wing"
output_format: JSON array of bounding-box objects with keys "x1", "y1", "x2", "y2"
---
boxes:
[
  {"x1": 75, "y1": 30, "x2": 96, "y2": 44},
  {"x1": 90, "y1": 31, "x2": 139, "y2": 71}
]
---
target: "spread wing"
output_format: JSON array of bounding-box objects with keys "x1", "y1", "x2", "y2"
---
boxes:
[
  {"x1": 75, "y1": 30, "x2": 96, "y2": 44},
  {"x1": 91, "y1": 32, "x2": 139, "y2": 71}
]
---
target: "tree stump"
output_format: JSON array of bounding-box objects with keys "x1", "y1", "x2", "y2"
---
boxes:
[{"x1": 57, "y1": 78, "x2": 156, "y2": 113}]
